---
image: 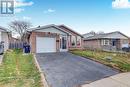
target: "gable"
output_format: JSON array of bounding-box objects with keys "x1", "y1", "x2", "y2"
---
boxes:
[
  {"x1": 58, "y1": 25, "x2": 83, "y2": 37},
  {"x1": 103, "y1": 32, "x2": 128, "y2": 39},
  {"x1": 34, "y1": 26, "x2": 68, "y2": 35}
]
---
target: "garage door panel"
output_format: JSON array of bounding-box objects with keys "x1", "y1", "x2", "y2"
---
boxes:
[{"x1": 36, "y1": 37, "x2": 56, "y2": 53}]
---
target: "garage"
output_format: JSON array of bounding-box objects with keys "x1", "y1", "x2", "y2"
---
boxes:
[{"x1": 36, "y1": 37, "x2": 56, "y2": 53}]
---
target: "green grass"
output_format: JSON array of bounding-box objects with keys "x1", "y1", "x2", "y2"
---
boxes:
[
  {"x1": 0, "y1": 49, "x2": 42, "y2": 87},
  {"x1": 70, "y1": 50, "x2": 130, "y2": 72}
]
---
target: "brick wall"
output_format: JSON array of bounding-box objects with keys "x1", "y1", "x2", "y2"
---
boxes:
[
  {"x1": 84, "y1": 39, "x2": 101, "y2": 50},
  {"x1": 120, "y1": 39, "x2": 129, "y2": 48},
  {"x1": 30, "y1": 32, "x2": 60, "y2": 53}
]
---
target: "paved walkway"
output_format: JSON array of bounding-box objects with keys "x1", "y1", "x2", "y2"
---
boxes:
[
  {"x1": 82, "y1": 72, "x2": 130, "y2": 87},
  {"x1": 36, "y1": 52, "x2": 118, "y2": 87}
]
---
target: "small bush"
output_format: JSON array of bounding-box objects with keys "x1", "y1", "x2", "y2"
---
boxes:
[{"x1": 13, "y1": 48, "x2": 22, "y2": 54}]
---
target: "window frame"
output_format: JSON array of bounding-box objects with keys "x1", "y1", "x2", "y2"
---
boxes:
[{"x1": 101, "y1": 39, "x2": 110, "y2": 46}]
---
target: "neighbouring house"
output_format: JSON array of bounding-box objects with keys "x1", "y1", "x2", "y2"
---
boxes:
[
  {"x1": 28, "y1": 24, "x2": 83, "y2": 53},
  {"x1": 129, "y1": 38, "x2": 130, "y2": 45},
  {"x1": 83, "y1": 31, "x2": 96, "y2": 38},
  {"x1": 0, "y1": 26, "x2": 11, "y2": 51},
  {"x1": 83, "y1": 31, "x2": 129, "y2": 51}
]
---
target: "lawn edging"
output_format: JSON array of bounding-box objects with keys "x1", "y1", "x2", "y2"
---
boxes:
[
  {"x1": 70, "y1": 52, "x2": 120, "y2": 71},
  {"x1": 70, "y1": 50, "x2": 130, "y2": 72},
  {"x1": 33, "y1": 54, "x2": 49, "y2": 87}
]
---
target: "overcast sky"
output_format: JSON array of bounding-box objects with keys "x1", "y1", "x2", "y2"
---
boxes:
[{"x1": 0, "y1": 0, "x2": 130, "y2": 37}]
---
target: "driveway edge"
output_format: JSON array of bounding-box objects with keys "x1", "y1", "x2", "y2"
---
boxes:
[{"x1": 33, "y1": 54, "x2": 49, "y2": 87}]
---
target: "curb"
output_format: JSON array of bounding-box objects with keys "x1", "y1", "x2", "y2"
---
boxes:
[{"x1": 33, "y1": 54, "x2": 50, "y2": 87}]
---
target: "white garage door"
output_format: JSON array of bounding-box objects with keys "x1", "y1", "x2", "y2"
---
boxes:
[{"x1": 36, "y1": 37, "x2": 56, "y2": 53}]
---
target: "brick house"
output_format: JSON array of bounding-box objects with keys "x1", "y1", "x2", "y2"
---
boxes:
[
  {"x1": 83, "y1": 31, "x2": 129, "y2": 51},
  {"x1": 28, "y1": 24, "x2": 83, "y2": 53}
]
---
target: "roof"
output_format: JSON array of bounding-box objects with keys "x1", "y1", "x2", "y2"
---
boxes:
[
  {"x1": 84, "y1": 31, "x2": 129, "y2": 40},
  {"x1": 28, "y1": 24, "x2": 69, "y2": 34},
  {"x1": 28, "y1": 24, "x2": 83, "y2": 37},
  {"x1": 0, "y1": 26, "x2": 10, "y2": 32},
  {"x1": 58, "y1": 25, "x2": 83, "y2": 37},
  {"x1": 83, "y1": 32, "x2": 96, "y2": 38}
]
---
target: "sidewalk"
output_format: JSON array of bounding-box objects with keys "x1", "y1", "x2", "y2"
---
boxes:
[{"x1": 82, "y1": 72, "x2": 130, "y2": 87}]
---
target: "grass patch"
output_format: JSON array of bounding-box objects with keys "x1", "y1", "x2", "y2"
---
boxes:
[
  {"x1": 0, "y1": 50, "x2": 42, "y2": 87},
  {"x1": 70, "y1": 50, "x2": 130, "y2": 72}
]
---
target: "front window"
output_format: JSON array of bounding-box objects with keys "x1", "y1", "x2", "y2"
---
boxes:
[
  {"x1": 77, "y1": 36, "x2": 81, "y2": 46},
  {"x1": 101, "y1": 39, "x2": 109, "y2": 45},
  {"x1": 71, "y1": 36, "x2": 76, "y2": 46}
]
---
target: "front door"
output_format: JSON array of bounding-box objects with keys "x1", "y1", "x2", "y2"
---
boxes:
[
  {"x1": 60, "y1": 36, "x2": 68, "y2": 52},
  {"x1": 112, "y1": 40, "x2": 116, "y2": 46}
]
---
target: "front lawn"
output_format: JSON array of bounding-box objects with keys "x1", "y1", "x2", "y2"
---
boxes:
[
  {"x1": 70, "y1": 50, "x2": 130, "y2": 72},
  {"x1": 0, "y1": 49, "x2": 42, "y2": 87}
]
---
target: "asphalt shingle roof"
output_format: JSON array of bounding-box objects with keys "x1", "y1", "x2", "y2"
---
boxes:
[
  {"x1": 0, "y1": 26, "x2": 10, "y2": 32},
  {"x1": 83, "y1": 31, "x2": 129, "y2": 40}
]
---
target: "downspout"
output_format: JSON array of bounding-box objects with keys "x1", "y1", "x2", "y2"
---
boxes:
[{"x1": 7, "y1": 32, "x2": 11, "y2": 49}]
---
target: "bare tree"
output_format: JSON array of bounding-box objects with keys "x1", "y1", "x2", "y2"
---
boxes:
[
  {"x1": 89, "y1": 31, "x2": 96, "y2": 35},
  {"x1": 9, "y1": 20, "x2": 32, "y2": 42}
]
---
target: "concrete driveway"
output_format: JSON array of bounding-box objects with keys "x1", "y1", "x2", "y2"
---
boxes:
[
  {"x1": 36, "y1": 52, "x2": 118, "y2": 87},
  {"x1": 82, "y1": 72, "x2": 130, "y2": 87}
]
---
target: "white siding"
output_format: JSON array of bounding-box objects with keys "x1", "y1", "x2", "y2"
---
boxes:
[{"x1": 35, "y1": 27, "x2": 67, "y2": 35}]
